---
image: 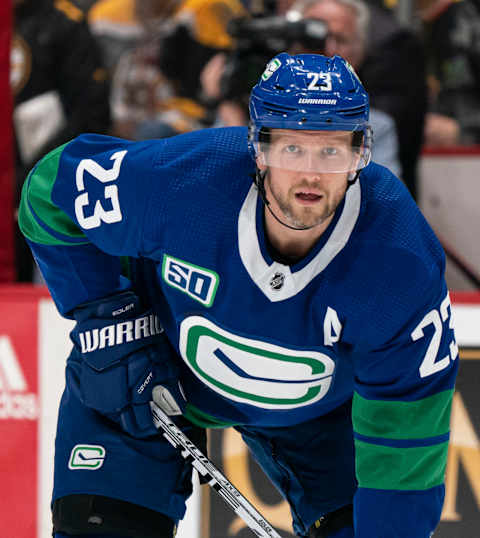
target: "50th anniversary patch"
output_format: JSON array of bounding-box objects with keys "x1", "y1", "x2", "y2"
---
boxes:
[{"x1": 162, "y1": 255, "x2": 219, "y2": 307}]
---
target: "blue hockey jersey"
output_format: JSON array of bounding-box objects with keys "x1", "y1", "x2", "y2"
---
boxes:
[{"x1": 19, "y1": 126, "x2": 458, "y2": 537}]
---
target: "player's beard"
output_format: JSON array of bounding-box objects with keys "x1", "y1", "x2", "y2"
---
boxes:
[{"x1": 266, "y1": 174, "x2": 347, "y2": 230}]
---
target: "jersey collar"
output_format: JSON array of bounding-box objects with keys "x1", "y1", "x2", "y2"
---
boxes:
[{"x1": 238, "y1": 180, "x2": 361, "y2": 302}]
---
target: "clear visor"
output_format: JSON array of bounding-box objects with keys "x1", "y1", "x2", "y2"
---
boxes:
[{"x1": 254, "y1": 129, "x2": 371, "y2": 173}]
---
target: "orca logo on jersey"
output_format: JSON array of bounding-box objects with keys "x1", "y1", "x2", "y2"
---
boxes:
[
  {"x1": 179, "y1": 316, "x2": 335, "y2": 409},
  {"x1": 162, "y1": 255, "x2": 219, "y2": 307}
]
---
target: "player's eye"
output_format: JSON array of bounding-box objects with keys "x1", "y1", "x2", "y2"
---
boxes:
[
  {"x1": 283, "y1": 144, "x2": 302, "y2": 154},
  {"x1": 321, "y1": 147, "x2": 339, "y2": 157}
]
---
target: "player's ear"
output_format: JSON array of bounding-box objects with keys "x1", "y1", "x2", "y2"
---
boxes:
[
  {"x1": 256, "y1": 152, "x2": 267, "y2": 172},
  {"x1": 350, "y1": 151, "x2": 361, "y2": 171}
]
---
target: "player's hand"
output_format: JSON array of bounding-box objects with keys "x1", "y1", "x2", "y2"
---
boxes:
[
  {"x1": 69, "y1": 290, "x2": 181, "y2": 438},
  {"x1": 152, "y1": 383, "x2": 186, "y2": 416}
]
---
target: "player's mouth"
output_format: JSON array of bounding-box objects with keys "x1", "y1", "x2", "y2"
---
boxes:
[{"x1": 294, "y1": 189, "x2": 324, "y2": 205}]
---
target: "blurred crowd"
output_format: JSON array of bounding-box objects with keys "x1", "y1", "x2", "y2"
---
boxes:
[{"x1": 9, "y1": 0, "x2": 480, "y2": 282}]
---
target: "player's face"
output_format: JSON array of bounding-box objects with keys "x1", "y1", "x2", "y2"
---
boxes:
[{"x1": 258, "y1": 129, "x2": 354, "y2": 229}]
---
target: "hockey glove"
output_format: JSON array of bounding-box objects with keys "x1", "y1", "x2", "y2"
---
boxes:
[{"x1": 69, "y1": 290, "x2": 185, "y2": 438}]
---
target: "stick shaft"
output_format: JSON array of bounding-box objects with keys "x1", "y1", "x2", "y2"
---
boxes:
[{"x1": 150, "y1": 402, "x2": 282, "y2": 538}]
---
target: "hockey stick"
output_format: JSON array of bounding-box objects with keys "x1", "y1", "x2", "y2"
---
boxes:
[{"x1": 150, "y1": 401, "x2": 283, "y2": 538}]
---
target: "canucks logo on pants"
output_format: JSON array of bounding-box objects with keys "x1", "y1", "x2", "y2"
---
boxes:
[{"x1": 68, "y1": 444, "x2": 106, "y2": 470}]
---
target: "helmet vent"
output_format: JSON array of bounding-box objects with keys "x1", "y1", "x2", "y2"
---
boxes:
[
  {"x1": 337, "y1": 105, "x2": 366, "y2": 117},
  {"x1": 263, "y1": 101, "x2": 297, "y2": 115}
]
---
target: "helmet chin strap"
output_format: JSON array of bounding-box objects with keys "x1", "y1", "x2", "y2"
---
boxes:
[
  {"x1": 253, "y1": 169, "x2": 315, "y2": 231},
  {"x1": 252, "y1": 168, "x2": 361, "y2": 232},
  {"x1": 347, "y1": 170, "x2": 361, "y2": 187}
]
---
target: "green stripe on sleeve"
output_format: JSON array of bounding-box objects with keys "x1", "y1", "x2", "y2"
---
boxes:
[
  {"x1": 18, "y1": 143, "x2": 88, "y2": 246},
  {"x1": 353, "y1": 389, "x2": 454, "y2": 440},
  {"x1": 19, "y1": 178, "x2": 70, "y2": 245},
  {"x1": 355, "y1": 439, "x2": 449, "y2": 490}
]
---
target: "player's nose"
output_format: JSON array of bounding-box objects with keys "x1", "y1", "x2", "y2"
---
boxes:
[{"x1": 298, "y1": 164, "x2": 326, "y2": 182}]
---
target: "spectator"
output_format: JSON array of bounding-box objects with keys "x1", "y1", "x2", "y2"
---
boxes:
[
  {"x1": 420, "y1": 0, "x2": 480, "y2": 146},
  {"x1": 288, "y1": 0, "x2": 402, "y2": 176},
  {"x1": 276, "y1": 0, "x2": 297, "y2": 12},
  {"x1": 11, "y1": 0, "x2": 111, "y2": 281},
  {"x1": 70, "y1": 0, "x2": 98, "y2": 11},
  {"x1": 109, "y1": 0, "x2": 246, "y2": 139},
  {"x1": 291, "y1": 0, "x2": 426, "y2": 197},
  {"x1": 361, "y1": 3, "x2": 427, "y2": 198},
  {"x1": 87, "y1": 0, "x2": 145, "y2": 74}
]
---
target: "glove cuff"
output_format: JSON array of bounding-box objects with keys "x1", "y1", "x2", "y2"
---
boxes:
[
  {"x1": 73, "y1": 290, "x2": 143, "y2": 322},
  {"x1": 70, "y1": 291, "x2": 164, "y2": 371}
]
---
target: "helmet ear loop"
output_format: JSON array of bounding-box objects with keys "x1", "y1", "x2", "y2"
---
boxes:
[
  {"x1": 347, "y1": 170, "x2": 361, "y2": 188},
  {"x1": 345, "y1": 152, "x2": 361, "y2": 188},
  {"x1": 253, "y1": 167, "x2": 269, "y2": 206},
  {"x1": 364, "y1": 126, "x2": 373, "y2": 167},
  {"x1": 347, "y1": 127, "x2": 371, "y2": 188},
  {"x1": 252, "y1": 166, "x2": 316, "y2": 231},
  {"x1": 346, "y1": 151, "x2": 363, "y2": 187}
]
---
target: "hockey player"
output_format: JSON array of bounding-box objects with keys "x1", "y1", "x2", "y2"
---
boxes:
[{"x1": 19, "y1": 53, "x2": 457, "y2": 537}]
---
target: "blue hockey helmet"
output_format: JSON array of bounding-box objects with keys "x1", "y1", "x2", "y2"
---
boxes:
[{"x1": 249, "y1": 52, "x2": 372, "y2": 173}]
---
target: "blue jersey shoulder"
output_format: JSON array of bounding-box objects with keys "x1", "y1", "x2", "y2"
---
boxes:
[
  {"x1": 52, "y1": 126, "x2": 254, "y2": 257},
  {"x1": 148, "y1": 125, "x2": 254, "y2": 200},
  {"x1": 139, "y1": 126, "x2": 255, "y2": 257},
  {"x1": 358, "y1": 161, "x2": 444, "y2": 275},
  {"x1": 337, "y1": 162, "x2": 446, "y2": 347}
]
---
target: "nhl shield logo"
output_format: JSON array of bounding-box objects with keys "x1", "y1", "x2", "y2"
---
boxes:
[{"x1": 270, "y1": 272, "x2": 285, "y2": 290}]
